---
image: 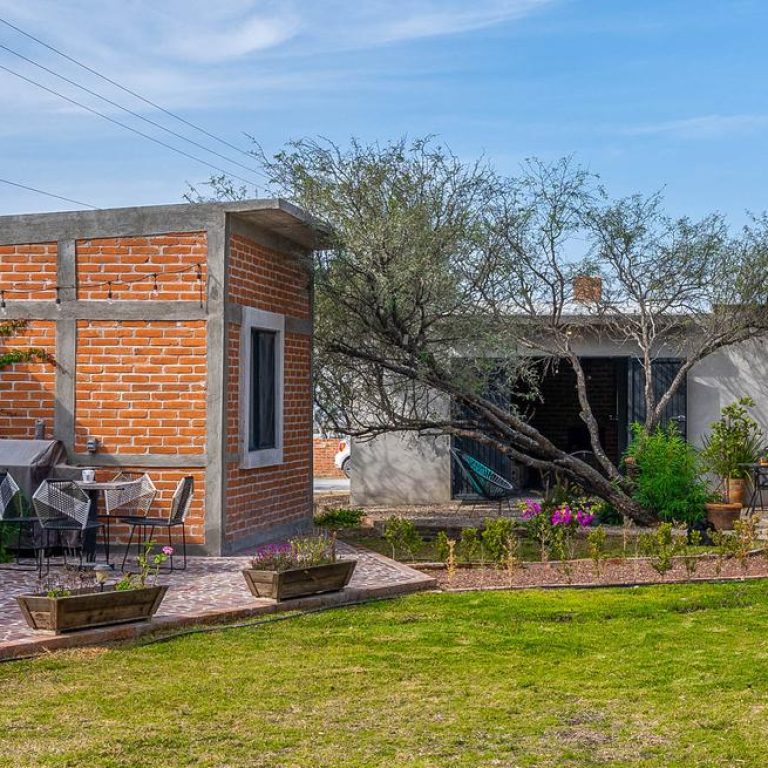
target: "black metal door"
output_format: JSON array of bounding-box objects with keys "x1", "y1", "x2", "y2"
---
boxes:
[{"x1": 627, "y1": 358, "x2": 687, "y2": 438}]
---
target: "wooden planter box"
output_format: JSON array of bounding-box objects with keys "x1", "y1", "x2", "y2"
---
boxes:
[
  {"x1": 16, "y1": 585, "x2": 168, "y2": 634},
  {"x1": 242, "y1": 560, "x2": 356, "y2": 601}
]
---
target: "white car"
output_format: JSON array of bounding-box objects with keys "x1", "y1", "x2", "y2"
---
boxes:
[{"x1": 333, "y1": 439, "x2": 351, "y2": 477}]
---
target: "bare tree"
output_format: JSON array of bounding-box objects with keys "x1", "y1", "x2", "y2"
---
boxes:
[{"x1": 199, "y1": 138, "x2": 768, "y2": 523}]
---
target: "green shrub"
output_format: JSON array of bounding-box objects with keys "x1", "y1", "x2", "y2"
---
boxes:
[
  {"x1": 434, "y1": 531, "x2": 451, "y2": 562},
  {"x1": 313, "y1": 507, "x2": 365, "y2": 529},
  {"x1": 626, "y1": 422, "x2": 708, "y2": 524},
  {"x1": 383, "y1": 516, "x2": 423, "y2": 560},
  {"x1": 481, "y1": 518, "x2": 516, "y2": 566},
  {"x1": 458, "y1": 527, "x2": 481, "y2": 562}
]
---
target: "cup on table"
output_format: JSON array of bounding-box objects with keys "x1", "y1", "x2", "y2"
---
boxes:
[{"x1": 81, "y1": 468, "x2": 96, "y2": 483}]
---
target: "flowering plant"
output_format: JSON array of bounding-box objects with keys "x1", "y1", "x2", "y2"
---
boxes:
[
  {"x1": 250, "y1": 533, "x2": 338, "y2": 572},
  {"x1": 517, "y1": 496, "x2": 595, "y2": 562}
]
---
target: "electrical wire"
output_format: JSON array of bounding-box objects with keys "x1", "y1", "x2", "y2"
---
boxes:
[
  {"x1": 0, "y1": 16, "x2": 261, "y2": 165},
  {"x1": 0, "y1": 62, "x2": 260, "y2": 188},
  {"x1": 0, "y1": 177, "x2": 97, "y2": 209},
  {"x1": 0, "y1": 42, "x2": 262, "y2": 178}
]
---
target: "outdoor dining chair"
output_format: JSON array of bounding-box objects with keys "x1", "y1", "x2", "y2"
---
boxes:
[
  {"x1": 0, "y1": 470, "x2": 36, "y2": 569},
  {"x1": 32, "y1": 479, "x2": 101, "y2": 575},
  {"x1": 119, "y1": 475, "x2": 193, "y2": 572},
  {"x1": 746, "y1": 465, "x2": 768, "y2": 516},
  {"x1": 450, "y1": 448, "x2": 518, "y2": 515}
]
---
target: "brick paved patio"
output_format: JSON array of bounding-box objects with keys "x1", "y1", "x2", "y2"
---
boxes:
[{"x1": 0, "y1": 543, "x2": 435, "y2": 660}]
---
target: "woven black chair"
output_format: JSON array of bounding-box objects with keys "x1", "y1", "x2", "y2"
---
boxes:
[
  {"x1": 119, "y1": 475, "x2": 193, "y2": 572},
  {"x1": 450, "y1": 448, "x2": 518, "y2": 514},
  {"x1": 746, "y1": 465, "x2": 768, "y2": 515},
  {"x1": 32, "y1": 479, "x2": 102, "y2": 576}
]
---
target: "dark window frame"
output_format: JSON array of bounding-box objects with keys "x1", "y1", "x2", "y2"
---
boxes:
[{"x1": 248, "y1": 329, "x2": 278, "y2": 452}]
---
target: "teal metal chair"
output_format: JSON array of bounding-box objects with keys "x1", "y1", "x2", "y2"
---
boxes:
[{"x1": 450, "y1": 448, "x2": 518, "y2": 514}]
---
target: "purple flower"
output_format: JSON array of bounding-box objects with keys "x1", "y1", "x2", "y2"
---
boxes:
[
  {"x1": 576, "y1": 509, "x2": 595, "y2": 527},
  {"x1": 520, "y1": 500, "x2": 542, "y2": 520},
  {"x1": 551, "y1": 506, "x2": 573, "y2": 526},
  {"x1": 162, "y1": 546, "x2": 174, "y2": 556}
]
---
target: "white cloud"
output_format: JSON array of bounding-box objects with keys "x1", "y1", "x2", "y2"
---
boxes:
[{"x1": 625, "y1": 114, "x2": 768, "y2": 140}]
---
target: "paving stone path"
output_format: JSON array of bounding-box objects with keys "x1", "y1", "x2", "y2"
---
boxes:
[{"x1": 0, "y1": 543, "x2": 435, "y2": 659}]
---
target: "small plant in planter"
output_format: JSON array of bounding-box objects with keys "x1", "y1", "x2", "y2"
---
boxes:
[
  {"x1": 16, "y1": 542, "x2": 171, "y2": 634},
  {"x1": 701, "y1": 397, "x2": 765, "y2": 514},
  {"x1": 242, "y1": 533, "x2": 356, "y2": 601}
]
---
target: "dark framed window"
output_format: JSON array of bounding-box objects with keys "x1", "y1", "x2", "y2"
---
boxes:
[{"x1": 249, "y1": 329, "x2": 277, "y2": 451}]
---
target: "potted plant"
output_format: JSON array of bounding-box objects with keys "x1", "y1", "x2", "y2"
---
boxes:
[
  {"x1": 16, "y1": 542, "x2": 171, "y2": 634},
  {"x1": 242, "y1": 534, "x2": 356, "y2": 601},
  {"x1": 701, "y1": 397, "x2": 765, "y2": 528}
]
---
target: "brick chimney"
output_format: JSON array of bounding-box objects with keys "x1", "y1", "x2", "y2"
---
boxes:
[{"x1": 572, "y1": 275, "x2": 602, "y2": 304}]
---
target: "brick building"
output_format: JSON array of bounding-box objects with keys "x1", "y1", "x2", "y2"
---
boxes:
[{"x1": 0, "y1": 200, "x2": 322, "y2": 554}]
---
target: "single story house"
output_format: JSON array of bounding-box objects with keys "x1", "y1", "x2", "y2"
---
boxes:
[
  {"x1": 351, "y1": 290, "x2": 768, "y2": 506},
  {"x1": 0, "y1": 199, "x2": 322, "y2": 554}
]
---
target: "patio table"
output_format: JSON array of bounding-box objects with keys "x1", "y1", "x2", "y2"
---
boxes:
[{"x1": 73, "y1": 479, "x2": 139, "y2": 564}]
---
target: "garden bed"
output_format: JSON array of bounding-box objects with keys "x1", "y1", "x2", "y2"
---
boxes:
[{"x1": 418, "y1": 551, "x2": 768, "y2": 590}]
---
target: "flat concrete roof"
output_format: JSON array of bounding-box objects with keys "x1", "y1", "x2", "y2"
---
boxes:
[{"x1": 0, "y1": 198, "x2": 329, "y2": 250}]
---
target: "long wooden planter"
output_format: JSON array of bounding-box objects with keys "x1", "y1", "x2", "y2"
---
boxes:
[
  {"x1": 16, "y1": 585, "x2": 168, "y2": 634},
  {"x1": 242, "y1": 560, "x2": 356, "y2": 601}
]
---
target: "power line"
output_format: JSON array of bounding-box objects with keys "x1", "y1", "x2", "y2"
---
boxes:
[
  {"x1": 0, "y1": 42, "x2": 263, "y2": 178},
  {"x1": 0, "y1": 16, "x2": 261, "y2": 166},
  {"x1": 0, "y1": 177, "x2": 97, "y2": 209},
  {"x1": 0, "y1": 61, "x2": 260, "y2": 187}
]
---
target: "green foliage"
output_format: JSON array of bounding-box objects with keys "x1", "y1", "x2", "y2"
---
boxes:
[
  {"x1": 383, "y1": 516, "x2": 422, "y2": 560},
  {"x1": 458, "y1": 527, "x2": 481, "y2": 562},
  {"x1": 434, "y1": 531, "x2": 451, "y2": 563},
  {"x1": 638, "y1": 523, "x2": 684, "y2": 579},
  {"x1": 700, "y1": 397, "x2": 765, "y2": 484},
  {"x1": 626, "y1": 422, "x2": 708, "y2": 524},
  {"x1": 586, "y1": 525, "x2": 607, "y2": 576},
  {"x1": 313, "y1": 507, "x2": 365, "y2": 530},
  {"x1": 0, "y1": 320, "x2": 48, "y2": 371},
  {"x1": 481, "y1": 518, "x2": 517, "y2": 566},
  {"x1": 591, "y1": 499, "x2": 623, "y2": 526}
]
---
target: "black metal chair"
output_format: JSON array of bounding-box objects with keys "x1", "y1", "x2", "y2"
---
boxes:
[
  {"x1": 119, "y1": 475, "x2": 193, "y2": 571},
  {"x1": 450, "y1": 448, "x2": 517, "y2": 514},
  {"x1": 31, "y1": 479, "x2": 103, "y2": 576},
  {"x1": 746, "y1": 465, "x2": 768, "y2": 515}
]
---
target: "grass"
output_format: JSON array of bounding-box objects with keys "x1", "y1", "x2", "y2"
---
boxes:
[{"x1": 3, "y1": 582, "x2": 768, "y2": 766}]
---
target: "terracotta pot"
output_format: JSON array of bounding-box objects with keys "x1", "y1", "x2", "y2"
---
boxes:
[
  {"x1": 706, "y1": 502, "x2": 742, "y2": 531},
  {"x1": 725, "y1": 477, "x2": 746, "y2": 506}
]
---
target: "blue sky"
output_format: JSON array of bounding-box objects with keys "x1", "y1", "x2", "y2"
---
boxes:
[{"x1": 0, "y1": 0, "x2": 766, "y2": 224}]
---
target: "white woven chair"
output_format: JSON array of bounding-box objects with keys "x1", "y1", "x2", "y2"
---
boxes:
[{"x1": 32, "y1": 480, "x2": 101, "y2": 574}]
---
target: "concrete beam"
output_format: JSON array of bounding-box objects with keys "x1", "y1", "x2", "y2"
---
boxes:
[
  {"x1": 69, "y1": 453, "x2": 207, "y2": 468},
  {"x1": 2, "y1": 301, "x2": 207, "y2": 321}
]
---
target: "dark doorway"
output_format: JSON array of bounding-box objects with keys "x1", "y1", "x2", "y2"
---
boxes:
[{"x1": 450, "y1": 356, "x2": 687, "y2": 496}]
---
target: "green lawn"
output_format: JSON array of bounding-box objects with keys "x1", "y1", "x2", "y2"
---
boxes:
[{"x1": 3, "y1": 583, "x2": 768, "y2": 767}]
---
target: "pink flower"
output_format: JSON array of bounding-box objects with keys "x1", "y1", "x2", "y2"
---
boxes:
[
  {"x1": 576, "y1": 509, "x2": 595, "y2": 527},
  {"x1": 162, "y1": 546, "x2": 174, "y2": 556}
]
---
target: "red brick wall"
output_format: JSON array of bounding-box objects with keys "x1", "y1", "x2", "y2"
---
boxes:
[
  {"x1": 74, "y1": 320, "x2": 207, "y2": 454},
  {"x1": 76, "y1": 233, "x2": 207, "y2": 301},
  {"x1": 0, "y1": 320, "x2": 56, "y2": 438},
  {"x1": 0, "y1": 242, "x2": 57, "y2": 300},
  {"x1": 313, "y1": 437, "x2": 345, "y2": 478},
  {"x1": 224, "y1": 232, "x2": 313, "y2": 546},
  {"x1": 229, "y1": 234, "x2": 310, "y2": 319}
]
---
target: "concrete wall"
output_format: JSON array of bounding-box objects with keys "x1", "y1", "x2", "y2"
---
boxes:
[
  {"x1": 350, "y1": 431, "x2": 452, "y2": 506},
  {"x1": 688, "y1": 338, "x2": 768, "y2": 446}
]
